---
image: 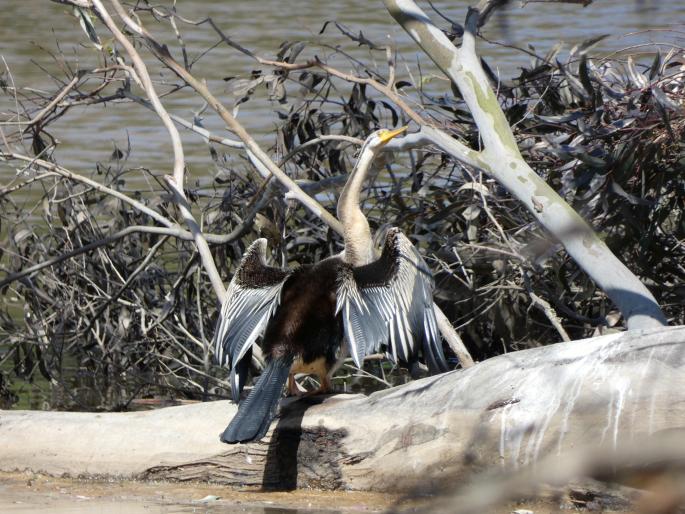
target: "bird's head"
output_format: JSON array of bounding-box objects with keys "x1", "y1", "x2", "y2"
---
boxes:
[{"x1": 365, "y1": 126, "x2": 408, "y2": 152}]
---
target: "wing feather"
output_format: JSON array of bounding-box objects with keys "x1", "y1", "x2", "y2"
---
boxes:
[
  {"x1": 337, "y1": 228, "x2": 448, "y2": 373},
  {"x1": 212, "y1": 239, "x2": 290, "y2": 401}
]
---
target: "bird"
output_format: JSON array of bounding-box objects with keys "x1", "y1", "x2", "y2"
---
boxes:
[{"x1": 212, "y1": 126, "x2": 449, "y2": 444}]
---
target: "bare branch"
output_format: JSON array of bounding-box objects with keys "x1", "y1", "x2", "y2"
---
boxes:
[
  {"x1": 82, "y1": 235, "x2": 168, "y2": 336},
  {"x1": 51, "y1": 0, "x2": 93, "y2": 7},
  {"x1": 0, "y1": 74, "x2": 81, "y2": 128},
  {"x1": 105, "y1": 4, "x2": 344, "y2": 235},
  {"x1": 384, "y1": 0, "x2": 667, "y2": 330},
  {"x1": 1, "y1": 152, "x2": 172, "y2": 227},
  {"x1": 91, "y1": 0, "x2": 225, "y2": 301}
]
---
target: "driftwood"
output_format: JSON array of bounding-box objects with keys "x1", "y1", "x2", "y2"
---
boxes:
[{"x1": 1, "y1": 326, "x2": 683, "y2": 491}]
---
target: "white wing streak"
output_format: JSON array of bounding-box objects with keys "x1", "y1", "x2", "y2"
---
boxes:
[
  {"x1": 212, "y1": 239, "x2": 289, "y2": 392},
  {"x1": 336, "y1": 228, "x2": 447, "y2": 373}
]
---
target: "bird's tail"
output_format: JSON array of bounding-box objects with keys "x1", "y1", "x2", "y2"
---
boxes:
[{"x1": 221, "y1": 355, "x2": 292, "y2": 444}]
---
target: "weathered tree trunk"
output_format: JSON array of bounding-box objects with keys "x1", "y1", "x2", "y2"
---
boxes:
[
  {"x1": 1, "y1": 327, "x2": 683, "y2": 491},
  {"x1": 383, "y1": 0, "x2": 667, "y2": 329}
]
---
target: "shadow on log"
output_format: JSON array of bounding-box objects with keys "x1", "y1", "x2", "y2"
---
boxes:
[{"x1": 1, "y1": 326, "x2": 684, "y2": 491}]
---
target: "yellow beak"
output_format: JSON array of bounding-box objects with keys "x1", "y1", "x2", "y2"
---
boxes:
[{"x1": 378, "y1": 125, "x2": 408, "y2": 144}]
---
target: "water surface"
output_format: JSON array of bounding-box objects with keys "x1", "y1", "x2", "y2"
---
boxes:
[{"x1": 1, "y1": 0, "x2": 683, "y2": 182}]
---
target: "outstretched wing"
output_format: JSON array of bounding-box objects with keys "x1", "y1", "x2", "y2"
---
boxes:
[
  {"x1": 336, "y1": 228, "x2": 448, "y2": 374},
  {"x1": 213, "y1": 238, "x2": 290, "y2": 401}
]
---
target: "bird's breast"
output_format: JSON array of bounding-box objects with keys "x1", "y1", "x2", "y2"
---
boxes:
[{"x1": 290, "y1": 355, "x2": 329, "y2": 376}]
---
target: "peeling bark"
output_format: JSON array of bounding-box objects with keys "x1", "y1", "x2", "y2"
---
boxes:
[
  {"x1": 1, "y1": 327, "x2": 683, "y2": 491},
  {"x1": 383, "y1": 0, "x2": 667, "y2": 329}
]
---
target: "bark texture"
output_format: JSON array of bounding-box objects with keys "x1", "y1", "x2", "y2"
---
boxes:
[
  {"x1": 1, "y1": 326, "x2": 683, "y2": 491},
  {"x1": 383, "y1": 0, "x2": 667, "y2": 329}
]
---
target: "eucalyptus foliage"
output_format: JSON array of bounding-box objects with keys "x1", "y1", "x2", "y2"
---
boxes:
[{"x1": 0, "y1": 11, "x2": 682, "y2": 410}]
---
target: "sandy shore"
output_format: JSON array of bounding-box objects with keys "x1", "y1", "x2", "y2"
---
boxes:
[
  {"x1": 0, "y1": 471, "x2": 400, "y2": 513},
  {"x1": 0, "y1": 471, "x2": 645, "y2": 513}
]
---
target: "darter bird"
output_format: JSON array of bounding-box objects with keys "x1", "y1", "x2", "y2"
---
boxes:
[{"x1": 213, "y1": 126, "x2": 448, "y2": 443}]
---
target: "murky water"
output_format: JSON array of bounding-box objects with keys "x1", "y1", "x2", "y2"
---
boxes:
[{"x1": 1, "y1": 0, "x2": 683, "y2": 183}]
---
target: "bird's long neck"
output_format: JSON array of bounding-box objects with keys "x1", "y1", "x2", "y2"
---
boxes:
[{"x1": 337, "y1": 146, "x2": 376, "y2": 266}]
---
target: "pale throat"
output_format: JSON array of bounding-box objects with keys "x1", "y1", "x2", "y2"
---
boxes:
[
  {"x1": 342, "y1": 212, "x2": 374, "y2": 266},
  {"x1": 337, "y1": 145, "x2": 378, "y2": 267}
]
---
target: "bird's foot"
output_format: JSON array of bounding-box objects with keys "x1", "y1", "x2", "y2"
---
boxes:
[
  {"x1": 287, "y1": 374, "x2": 308, "y2": 397},
  {"x1": 287, "y1": 374, "x2": 332, "y2": 397},
  {"x1": 299, "y1": 375, "x2": 332, "y2": 397}
]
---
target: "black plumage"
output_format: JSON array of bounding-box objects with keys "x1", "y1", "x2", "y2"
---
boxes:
[
  {"x1": 214, "y1": 230, "x2": 448, "y2": 443},
  {"x1": 213, "y1": 127, "x2": 449, "y2": 444}
]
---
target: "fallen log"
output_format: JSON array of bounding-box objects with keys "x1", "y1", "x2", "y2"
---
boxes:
[{"x1": 1, "y1": 326, "x2": 683, "y2": 491}]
